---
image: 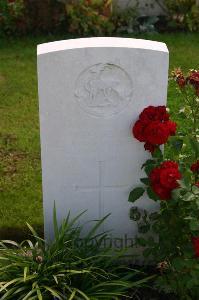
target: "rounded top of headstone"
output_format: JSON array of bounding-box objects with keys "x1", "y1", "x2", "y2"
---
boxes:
[{"x1": 37, "y1": 37, "x2": 168, "y2": 56}]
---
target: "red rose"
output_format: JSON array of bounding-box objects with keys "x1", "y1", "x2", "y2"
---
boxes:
[
  {"x1": 192, "y1": 237, "x2": 199, "y2": 258},
  {"x1": 152, "y1": 183, "x2": 171, "y2": 200},
  {"x1": 139, "y1": 106, "x2": 169, "y2": 123},
  {"x1": 149, "y1": 166, "x2": 172, "y2": 200},
  {"x1": 132, "y1": 120, "x2": 146, "y2": 142},
  {"x1": 144, "y1": 142, "x2": 157, "y2": 153},
  {"x1": 144, "y1": 121, "x2": 170, "y2": 145},
  {"x1": 166, "y1": 120, "x2": 177, "y2": 136},
  {"x1": 159, "y1": 168, "x2": 181, "y2": 189},
  {"x1": 139, "y1": 106, "x2": 158, "y2": 123},
  {"x1": 191, "y1": 161, "x2": 199, "y2": 173},
  {"x1": 149, "y1": 161, "x2": 181, "y2": 200},
  {"x1": 161, "y1": 161, "x2": 179, "y2": 169},
  {"x1": 156, "y1": 106, "x2": 170, "y2": 121},
  {"x1": 132, "y1": 106, "x2": 177, "y2": 153},
  {"x1": 149, "y1": 167, "x2": 161, "y2": 182}
]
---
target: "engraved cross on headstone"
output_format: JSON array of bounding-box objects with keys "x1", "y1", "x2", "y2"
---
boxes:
[{"x1": 74, "y1": 161, "x2": 129, "y2": 219}]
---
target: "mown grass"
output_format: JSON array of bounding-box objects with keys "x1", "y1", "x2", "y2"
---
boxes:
[{"x1": 0, "y1": 33, "x2": 199, "y2": 239}]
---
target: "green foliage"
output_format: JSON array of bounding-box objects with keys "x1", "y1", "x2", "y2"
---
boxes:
[
  {"x1": 112, "y1": 2, "x2": 138, "y2": 34},
  {"x1": 164, "y1": 0, "x2": 199, "y2": 32},
  {"x1": 24, "y1": 0, "x2": 65, "y2": 35},
  {"x1": 128, "y1": 187, "x2": 145, "y2": 203},
  {"x1": 0, "y1": 0, "x2": 25, "y2": 35},
  {"x1": 64, "y1": 0, "x2": 114, "y2": 36},
  {"x1": 0, "y1": 0, "x2": 65, "y2": 36},
  {"x1": 186, "y1": 4, "x2": 199, "y2": 32},
  {"x1": 0, "y1": 208, "x2": 151, "y2": 299}
]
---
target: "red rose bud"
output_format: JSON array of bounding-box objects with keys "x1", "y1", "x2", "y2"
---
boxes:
[
  {"x1": 192, "y1": 237, "x2": 199, "y2": 258},
  {"x1": 191, "y1": 161, "x2": 199, "y2": 173},
  {"x1": 161, "y1": 161, "x2": 179, "y2": 169},
  {"x1": 149, "y1": 161, "x2": 181, "y2": 200},
  {"x1": 177, "y1": 76, "x2": 186, "y2": 88},
  {"x1": 188, "y1": 71, "x2": 199, "y2": 88},
  {"x1": 144, "y1": 142, "x2": 157, "y2": 153}
]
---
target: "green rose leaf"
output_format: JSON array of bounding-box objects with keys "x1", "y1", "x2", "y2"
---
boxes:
[
  {"x1": 128, "y1": 187, "x2": 145, "y2": 203},
  {"x1": 152, "y1": 147, "x2": 163, "y2": 160},
  {"x1": 145, "y1": 164, "x2": 155, "y2": 176},
  {"x1": 141, "y1": 159, "x2": 155, "y2": 169},
  {"x1": 140, "y1": 178, "x2": 150, "y2": 185},
  {"x1": 147, "y1": 187, "x2": 159, "y2": 201}
]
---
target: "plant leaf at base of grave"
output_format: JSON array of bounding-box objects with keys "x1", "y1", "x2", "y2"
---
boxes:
[{"x1": 0, "y1": 209, "x2": 150, "y2": 299}]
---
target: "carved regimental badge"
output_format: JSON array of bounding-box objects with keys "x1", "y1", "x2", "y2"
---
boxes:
[{"x1": 75, "y1": 63, "x2": 133, "y2": 117}]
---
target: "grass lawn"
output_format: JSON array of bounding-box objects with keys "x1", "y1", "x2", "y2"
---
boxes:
[{"x1": 0, "y1": 33, "x2": 199, "y2": 240}]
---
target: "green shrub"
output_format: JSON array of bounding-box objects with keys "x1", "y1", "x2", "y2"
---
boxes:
[
  {"x1": 164, "y1": 0, "x2": 199, "y2": 32},
  {"x1": 112, "y1": 2, "x2": 139, "y2": 34},
  {"x1": 24, "y1": 0, "x2": 64, "y2": 34},
  {"x1": 0, "y1": 0, "x2": 65, "y2": 36},
  {"x1": 64, "y1": 0, "x2": 115, "y2": 36},
  {"x1": 0, "y1": 0, "x2": 25, "y2": 35},
  {"x1": 0, "y1": 208, "x2": 152, "y2": 299}
]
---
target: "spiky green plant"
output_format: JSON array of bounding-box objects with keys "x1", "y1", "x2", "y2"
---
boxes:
[{"x1": 0, "y1": 207, "x2": 153, "y2": 299}]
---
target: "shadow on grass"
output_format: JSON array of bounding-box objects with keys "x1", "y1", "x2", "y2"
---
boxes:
[{"x1": 0, "y1": 224, "x2": 44, "y2": 242}]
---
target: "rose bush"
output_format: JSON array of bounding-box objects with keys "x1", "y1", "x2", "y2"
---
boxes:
[{"x1": 129, "y1": 68, "x2": 199, "y2": 299}]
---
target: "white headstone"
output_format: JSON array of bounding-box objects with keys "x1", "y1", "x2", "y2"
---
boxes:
[{"x1": 37, "y1": 37, "x2": 169, "y2": 242}]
